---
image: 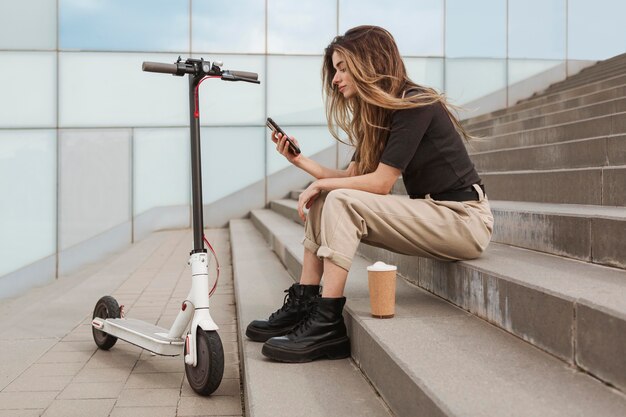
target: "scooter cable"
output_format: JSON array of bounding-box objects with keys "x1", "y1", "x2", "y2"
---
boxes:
[
  {"x1": 203, "y1": 234, "x2": 220, "y2": 297},
  {"x1": 194, "y1": 75, "x2": 221, "y2": 118}
]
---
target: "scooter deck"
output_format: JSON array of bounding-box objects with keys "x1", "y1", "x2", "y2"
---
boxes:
[{"x1": 94, "y1": 317, "x2": 184, "y2": 356}]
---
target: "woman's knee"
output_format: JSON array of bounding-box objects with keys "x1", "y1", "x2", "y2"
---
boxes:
[{"x1": 324, "y1": 188, "x2": 359, "y2": 209}]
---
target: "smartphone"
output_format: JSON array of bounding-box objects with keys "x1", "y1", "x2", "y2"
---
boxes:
[{"x1": 266, "y1": 117, "x2": 301, "y2": 155}]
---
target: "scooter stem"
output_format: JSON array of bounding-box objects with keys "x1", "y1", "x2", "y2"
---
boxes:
[{"x1": 189, "y1": 73, "x2": 206, "y2": 254}]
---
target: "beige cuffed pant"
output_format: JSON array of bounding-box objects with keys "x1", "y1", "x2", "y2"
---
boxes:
[{"x1": 302, "y1": 184, "x2": 494, "y2": 271}]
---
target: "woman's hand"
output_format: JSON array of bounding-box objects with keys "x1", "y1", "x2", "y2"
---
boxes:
[
  {"x1": 297, "y1": 181, "x2": 322, "y2": 221},
  {"x1": 272, "y1": 131, "x2": 301, "y2": 164}
]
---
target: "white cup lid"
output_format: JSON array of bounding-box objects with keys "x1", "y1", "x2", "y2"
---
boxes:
[{"x1": 367, "y1": 261, "x2": 397, "y2": 272}]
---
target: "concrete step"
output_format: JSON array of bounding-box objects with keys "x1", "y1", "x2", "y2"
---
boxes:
[
  {"x1": 480, "y1": 166, "x2": 626, "y2": 206},
  {"x1": 591, "y1": 52, "x2": 626, "y2": 68},
  {"x1": 464, "y1": 73, "x2": 626, "y2": 126},
  {"x1": 248, "y1": 209, "x2": 626, "y2": 415},
  {"x1": 565, "y1": 55, "x2": 626, "y2": 79},
  {"x1": 471, "y1": 135, "x2": 625, "y2": 172},
  {"x1": 489, "y1": 200, "x2": 626, "y2": 269},
  {"x1": 546, "y1": 66, "x2": 626, "y2": 92},
  {"x1": 468, "y1": 111, "x2": 626, "y2": 153},
  {"x1": 466, "y1": 84, "x2": 626, "y2": 132},
  {"x1": 570, "y1": 60, "x2": 626, "y2": 81},
  {"x1": 545, "y1": 64, "x2": 626, "y2": 94},
  {"x1": 270, "y1": 196, "x2": 626, "y2": 270},
  {"x1": 470, "y1": 97, "x2": 626, "y2": 137},
  {"x1": 289, "y1": 189, "x2": 303, "y2": 200},
  {"x1": 229, "y1": 219, "x2": 393, "y2": 417},
  {"x1": 577, "y1": 53, "x2": 626, "y2": 72},
  {"x1": 270, "y1": 199, "x2": 304, "y2": 226}
]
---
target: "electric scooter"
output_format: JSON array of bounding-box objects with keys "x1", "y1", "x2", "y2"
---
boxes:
[{"x1": 90, "y1": 57, "x2": 260, "y2": 396}]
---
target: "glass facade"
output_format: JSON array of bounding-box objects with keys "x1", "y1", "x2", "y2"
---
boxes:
[
  {"x1": 60, "y1": 0, "x2": 189, "y2": 52},
  {"x1": 446, "y1": 0, "x2": 507, "y2": 58},
  {"x1": 0, "y1": 130, "x2": 56, "y2": 277},
  {"x1": 1, "y1": 0, "x2": 625, "y2": 287}
]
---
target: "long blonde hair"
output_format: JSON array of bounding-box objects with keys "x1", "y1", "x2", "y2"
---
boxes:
[{"x1": 322, "y1": 25, "x2": 472, "y2": 175}]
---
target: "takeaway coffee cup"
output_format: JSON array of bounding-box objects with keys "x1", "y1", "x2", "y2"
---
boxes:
[{"x1": 367, "y1": 261, "x2": 397, "y2": 318}]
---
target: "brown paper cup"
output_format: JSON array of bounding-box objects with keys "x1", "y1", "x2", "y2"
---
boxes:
[{"x1": 367, "y1": 262, "x2": 397, "y2": 319}]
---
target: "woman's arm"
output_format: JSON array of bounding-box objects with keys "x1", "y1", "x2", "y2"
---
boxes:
[
  {"x1": 294, "y1": 157, "x2": 355, "y2": 179},
  {"x1": 274, "y1": 132, "x2": 355, "y2": 179},
  {"x1": 297, "y1": 162, "x2": 401, "y2": 220}
]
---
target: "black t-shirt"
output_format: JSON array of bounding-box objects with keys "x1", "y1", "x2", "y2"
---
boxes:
[{"x1": 377, "y1": 100, "x2": 481, "y2": 197}]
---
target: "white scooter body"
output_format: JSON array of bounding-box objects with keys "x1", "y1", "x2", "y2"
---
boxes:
[{"x1": 91, "y1": 252, "x2": 218, "y2": 366}]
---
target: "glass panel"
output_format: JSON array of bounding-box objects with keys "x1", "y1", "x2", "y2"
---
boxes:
[
  {"x1": 59, "y1": 129, "x2": 131, "y2": 250},
  {"x1": 509, "y1": 0, "x2": 565, "y2": 59},
  {"x1": 340, "y1": 0, "x2": 444, "y2": 56},
  {"x1": 446, "y1": 0, "x2": 506, "y2": 58},
  {"x1": 508, "y1": 59, "x2": 564, "y2": 85},
  {"x1": 0, "y1": 0, "x2": 56, "y2": 50},
  {"x1": 201, "y1": 127, "x2": 265, "y2": 204},
  {"x1": 267, "y1": 126, "x2": 336, "y2": 175},
  {"x1": 568, "y1": 0, "x2": 626, "y2": 60},
  {"x1": 59, "y1": 52, "x2": 188, "y2": 128},
  {"x1": 405, "y1": 58, "x2": 444, "y2": 92},
  {"x1": 268, "y1": 0, "x2": 337, "y2": 54},
  {"x1": 267, "y1": 56, "x2": 326, "y2": 125},
  {"x1": 198, "y1": 55, "x2": 265, "y2": 126},
  {"x1": 445, "y1": 59, "x2": 506, "y2": 104},
  {"x1": 0, "y1": 52, "x2": 56, "y2": 128},
  {"x1": 134, "y1": 128, "x2": 190, "y2": 215},
  {"x1": 192, "y1": 0, "x2": 265, "y2": 53},
  {"x1": 0, "y1": 130, "x2": 56, "y2": 277},
  {"x1": 60, "y1": 0, "x2": 188, "y2": 51}
]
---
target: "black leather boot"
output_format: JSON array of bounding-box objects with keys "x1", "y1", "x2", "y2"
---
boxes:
[
  {"x1": 245, "y1": 283, "x2": 320, "y2": 342},
  {"x1": 261, "y1": 297, "x2": 351, "y2": 363}
]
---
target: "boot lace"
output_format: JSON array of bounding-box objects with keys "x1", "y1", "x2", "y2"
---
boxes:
[
  {"x1": 290, "y1": 300, "x2": 319, "y2": 337},
  {"x1": 268, "y1": 286, "x2": 298, "y2": 321}
]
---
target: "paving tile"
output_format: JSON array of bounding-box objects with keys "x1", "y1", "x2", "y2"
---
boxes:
[
  {"x1": 82, "y1": 349, "x2": 139, "y2": 369},
  {"x1": 124, "y1": 372, "x2": 184, "y2": 389},
  {"x1": 177, "y1": 395, "x2": 242, "y2": 416},
  {"x1": 138, "y1": 350, "x2": 181, "y2": 361},
  {"x1": 221, "y1": 341, "x2": 238, "y2": 354},
  {"x1": 61, "y1": 326, "x2": 94, "y2": 342},
  {"x1": 218, "y1": 332, "x2": 238, "y2": 343},
  {"x1": 58, "y1": 381, "x2": 124, "y2": 399},
  {"x1": 3, "y1": 374, "x2": 73, "y2": 392},
  {"x1": 0, "y1": 391, "x2": 57, "y2": 410},
  {"x1": 0, "y1": 410, "x2": 43, "y2": 417},
  {"x1": 73, "y1": 366, "x2": 131, "y2": 383},
  {"x1": 115, "y1": 388, "x2": 180, "y2": 407},
  {"x1": 49, "y1": 341, "x2": 97, "y2": 353},
  {"x1": 41, "y1": 399, "x2": 115, "y2": 417},
  {"x1": 222, "y1": 364, "x2": 240, "y2": 380},
  {"x1": 133, "y1": 358, "x2": 185, "y2": 373},
  {"x1": 36, "y1": 350, "x2": 93, "y2": 364},
  {"x1": 0, "y1": 339, "x2": 57, "y2": 391},
  {"x1": 21, "y1": 362, "x2": 84, "y2": 378},
  {"x1": 109, "y1": 406, "x2": 178, "y2": 417},
  {"x1": 181, "y1": 379, "x2": 240, "y2": 397}
]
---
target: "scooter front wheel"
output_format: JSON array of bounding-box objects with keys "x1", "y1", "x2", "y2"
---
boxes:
[
  {"x1": 185, "y1": 328, "x2": 224, "y2": 396},
  {"x1": 92, "y1": 296, "x2": 121, "y2": 350}
]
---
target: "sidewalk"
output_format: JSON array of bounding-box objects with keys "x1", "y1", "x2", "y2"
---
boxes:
[{"x1": 0, "y1": 229, "x2": 243, "y2": 417}]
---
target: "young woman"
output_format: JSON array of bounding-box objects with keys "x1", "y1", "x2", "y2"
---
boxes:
[{"x1": 246, "y1": 25, "x2": 493, "y2": 363}]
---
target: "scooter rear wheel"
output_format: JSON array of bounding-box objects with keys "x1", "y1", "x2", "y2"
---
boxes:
[
  {"x1": 185, "y1": 328, "x2": 224, "y2": 396},
  {"x1": 92, "y1": 296, "x2": 121, "y2": 350}
]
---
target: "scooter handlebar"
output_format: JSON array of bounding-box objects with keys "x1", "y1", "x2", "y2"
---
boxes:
[
  {"x1": 142, "y1": 61, "x2": 178, "y2": 74},
  {"x1": 228, "y1": 70, "x2": 258, "y2": 81},
  {"x1": 142, "y1": 59, "x2": 260, "y2": 82}
]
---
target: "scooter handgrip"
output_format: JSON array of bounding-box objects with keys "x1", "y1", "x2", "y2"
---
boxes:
[
  {"x1": 142, "y1": 61, "x2": 178, "y2": 74},
  {"x1": 229, "y1": 70, "x2": 258, "y2": 80}
]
